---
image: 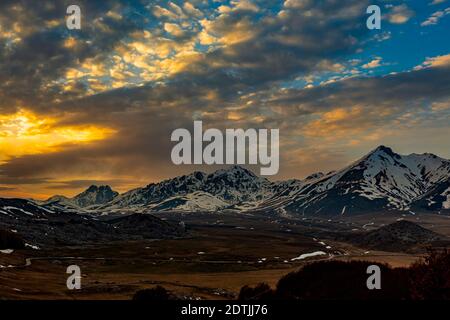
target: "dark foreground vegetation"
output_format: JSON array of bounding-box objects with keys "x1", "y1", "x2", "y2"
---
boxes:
[
  {"x1": 132, "y1": 250, "x2": 450, "y2": 300},
  {"x1": 239, "y1": 250, "x2": 450, "y2": 300},
  {"x1": 133, "y1": 286, "x2": 177, "y2": 301},
  {"x1": 0, "y1": 229, "x2": 25, "y2": 250}
]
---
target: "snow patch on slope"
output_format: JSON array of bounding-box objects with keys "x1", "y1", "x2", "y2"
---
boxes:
[{"x1": 291, "y1": 251, "x2": 327, "y2": 261}]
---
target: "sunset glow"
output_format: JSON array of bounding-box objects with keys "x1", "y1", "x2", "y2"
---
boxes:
[{"x1": 0, "y1": 109, "x2": 115, "y2": 162}]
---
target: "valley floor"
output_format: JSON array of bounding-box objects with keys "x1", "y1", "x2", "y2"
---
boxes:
[{"x1": 1, "y1": 212, "x2": 448, "y2": 300}]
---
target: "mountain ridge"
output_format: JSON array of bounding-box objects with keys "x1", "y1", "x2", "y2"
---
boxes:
[{"x1": 3, "y1": 146, "x2": 450, "y2": 216}]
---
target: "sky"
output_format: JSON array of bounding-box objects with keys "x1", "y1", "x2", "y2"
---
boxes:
[{"x1": 0, "y1": 0, "x2": 449, "y2": 199}]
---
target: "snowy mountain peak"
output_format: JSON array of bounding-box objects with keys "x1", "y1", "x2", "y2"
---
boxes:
[
  {"x1": 285, "y1": 146, "x2": 450, "y2": 215},
  {"x1": 360, "y1": 146, "x2": 401, "y2": 166},
  {"x1": 43, "y1": 185, "x2": 119, "y2": 210},
  {"x1": 210, "y1": 165, "x2": 259, "y2": 179},
  {"x1": 73, "y1": 185, "x2": 119, "y2": 207},
  {"x1": 370, "y1": 145, "x2": 399, "y2": 157},
  {"x1": 305, "y1": 172, "x2": 325, "y2": 181}
]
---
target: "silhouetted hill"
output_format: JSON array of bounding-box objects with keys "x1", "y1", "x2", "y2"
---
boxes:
[
  {"x1": 348, "y1": 220, "x2": 445, "y2": 252},
  {"x1": 0, "y1": 229, "x2": 25, "y2": 249}
]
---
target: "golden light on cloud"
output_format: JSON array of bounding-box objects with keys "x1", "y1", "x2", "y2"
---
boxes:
[
  {"x1": 303, "y1": 107, "x2": 366, "y2": 138},
  {"x1": 227, "y1": 111, "x2": 242, "y2": 121},
  {"x1": 63, "y1": 36, "x2": 77, "y2": 49},
  {"x1": 0, "y1": 109, "x2": 115, "y2": 162}
]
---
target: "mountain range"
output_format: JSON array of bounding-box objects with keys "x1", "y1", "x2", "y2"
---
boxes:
[{"x1": 2, "y1": 146, "x2": 450, "y2": 217}]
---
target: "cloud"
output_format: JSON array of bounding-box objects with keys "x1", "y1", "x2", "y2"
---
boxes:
[
  {"x1": 183, "y1": 2, "x2": 203, "y2": 18},
  {"x1": 362, "y1": 57, "x2": 383, "y2": 69},
  {"x1": 0, "y1": 0, "x2": 150, "y2": 111},
  {"x1": 371, "y1": 31, "x2": 392, "y2": 42},
  {"x1": 385, "y1": 4, "x2": 414, "y2": 24},
  {"x1": 0, "y1": 0, "x2": 373, "y2": 112},
  {"x1": 414, "y1": 54, "x2": 450, "y2": 69},
  {"x1": 231, "y1": 0, "x2": 260, "y2": 12},
  {"x1": 421, "y1": 7, "x2": 450, "y2": 26},
  {"x1": 284, "y1": 0, "x2": 312, "y2": 9},
  {"x1": 242, "y1": 56, "x2": 450, "y2": 147},
  {"x1": 0, "y1": 186, "x2": 16, "y2": 191},
  {"x1": 431, "y1": 98, "x2": 450, "y2": 111},
  {"x1": 44, "y1": 179, "x2": 136, "y2": 191},
  {"x1": 164, "y1": 22, "x2": 186, "y2": 38},
  {"x1": 264, "y1": 57, "x2": 450, "y2": 114},
  {"x1": 0, "y1": 109, "x2": 115, "y2": 164},
  {"x1": 152, "y1": 5, "x2": 180, "y2": 20}
]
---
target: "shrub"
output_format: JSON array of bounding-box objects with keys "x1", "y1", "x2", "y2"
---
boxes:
[
  {"x1": 239, "y1": 260, "x2": 413, "y2": 300},
  {"x1": 133, "y1": 285, "x2": 173, "y2": 301},
  {"x1": 409, "y1": 249, "x2": 450, "y2": 300},
  {"x1": 239, "y1": 283, "x2": 276, "y2": 300},
  {"x1": 275, "y1": 260, "x2": 410, "y2": 300}
]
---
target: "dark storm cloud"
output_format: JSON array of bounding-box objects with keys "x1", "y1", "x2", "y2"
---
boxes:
[
  {"x1": 46, "y1": 0, "x2": 374, "y2": 118},
  {"x1": 0, "y1": 186, "x2": 16, "y2": 191},
  {"x1": 1, "y1": 0, "x2": 374, "y2": 113},
  {"x1": 148, "y1": 0, "x2": 372, "y2": 101},
  {"x1": 0, "y1": 0, "x2": 150, "y2": 111},
  {"x1": 197, "y1": 0, "x2": 370, "y2": 86},
  {"x1": 0, "y1": 176, "x2": 51, "y2": 185},
  {"x1": 264, "y1": 64, "x2": 450, "y2": 115}
]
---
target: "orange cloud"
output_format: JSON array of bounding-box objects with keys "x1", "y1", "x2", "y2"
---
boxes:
[
  {"x1": 0, "y1": 109, "x2": 115, "y2": 163},
  {"x1": 302, "y1": 106, "x2": 381, "y2": 140}
]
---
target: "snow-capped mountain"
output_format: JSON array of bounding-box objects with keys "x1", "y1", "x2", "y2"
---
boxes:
[
  {"x1": 33, "y1": 146, "x2": 450, "y2": 215},
  {"x1": 41, "y1": 185, "x2": 119, "y2": 211},
  {"x1": 284, "y1": 146, "x2": 450, "y2": 215},
  {"x1": 72, "y1": 185, "x2": 118, "y2": 207},
  {"x1": 100, "y1": 166, "x2": 272, "y2": 212},
  {"x1": 0, "y1": 198, "x2": 56, "y2": 219}
]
